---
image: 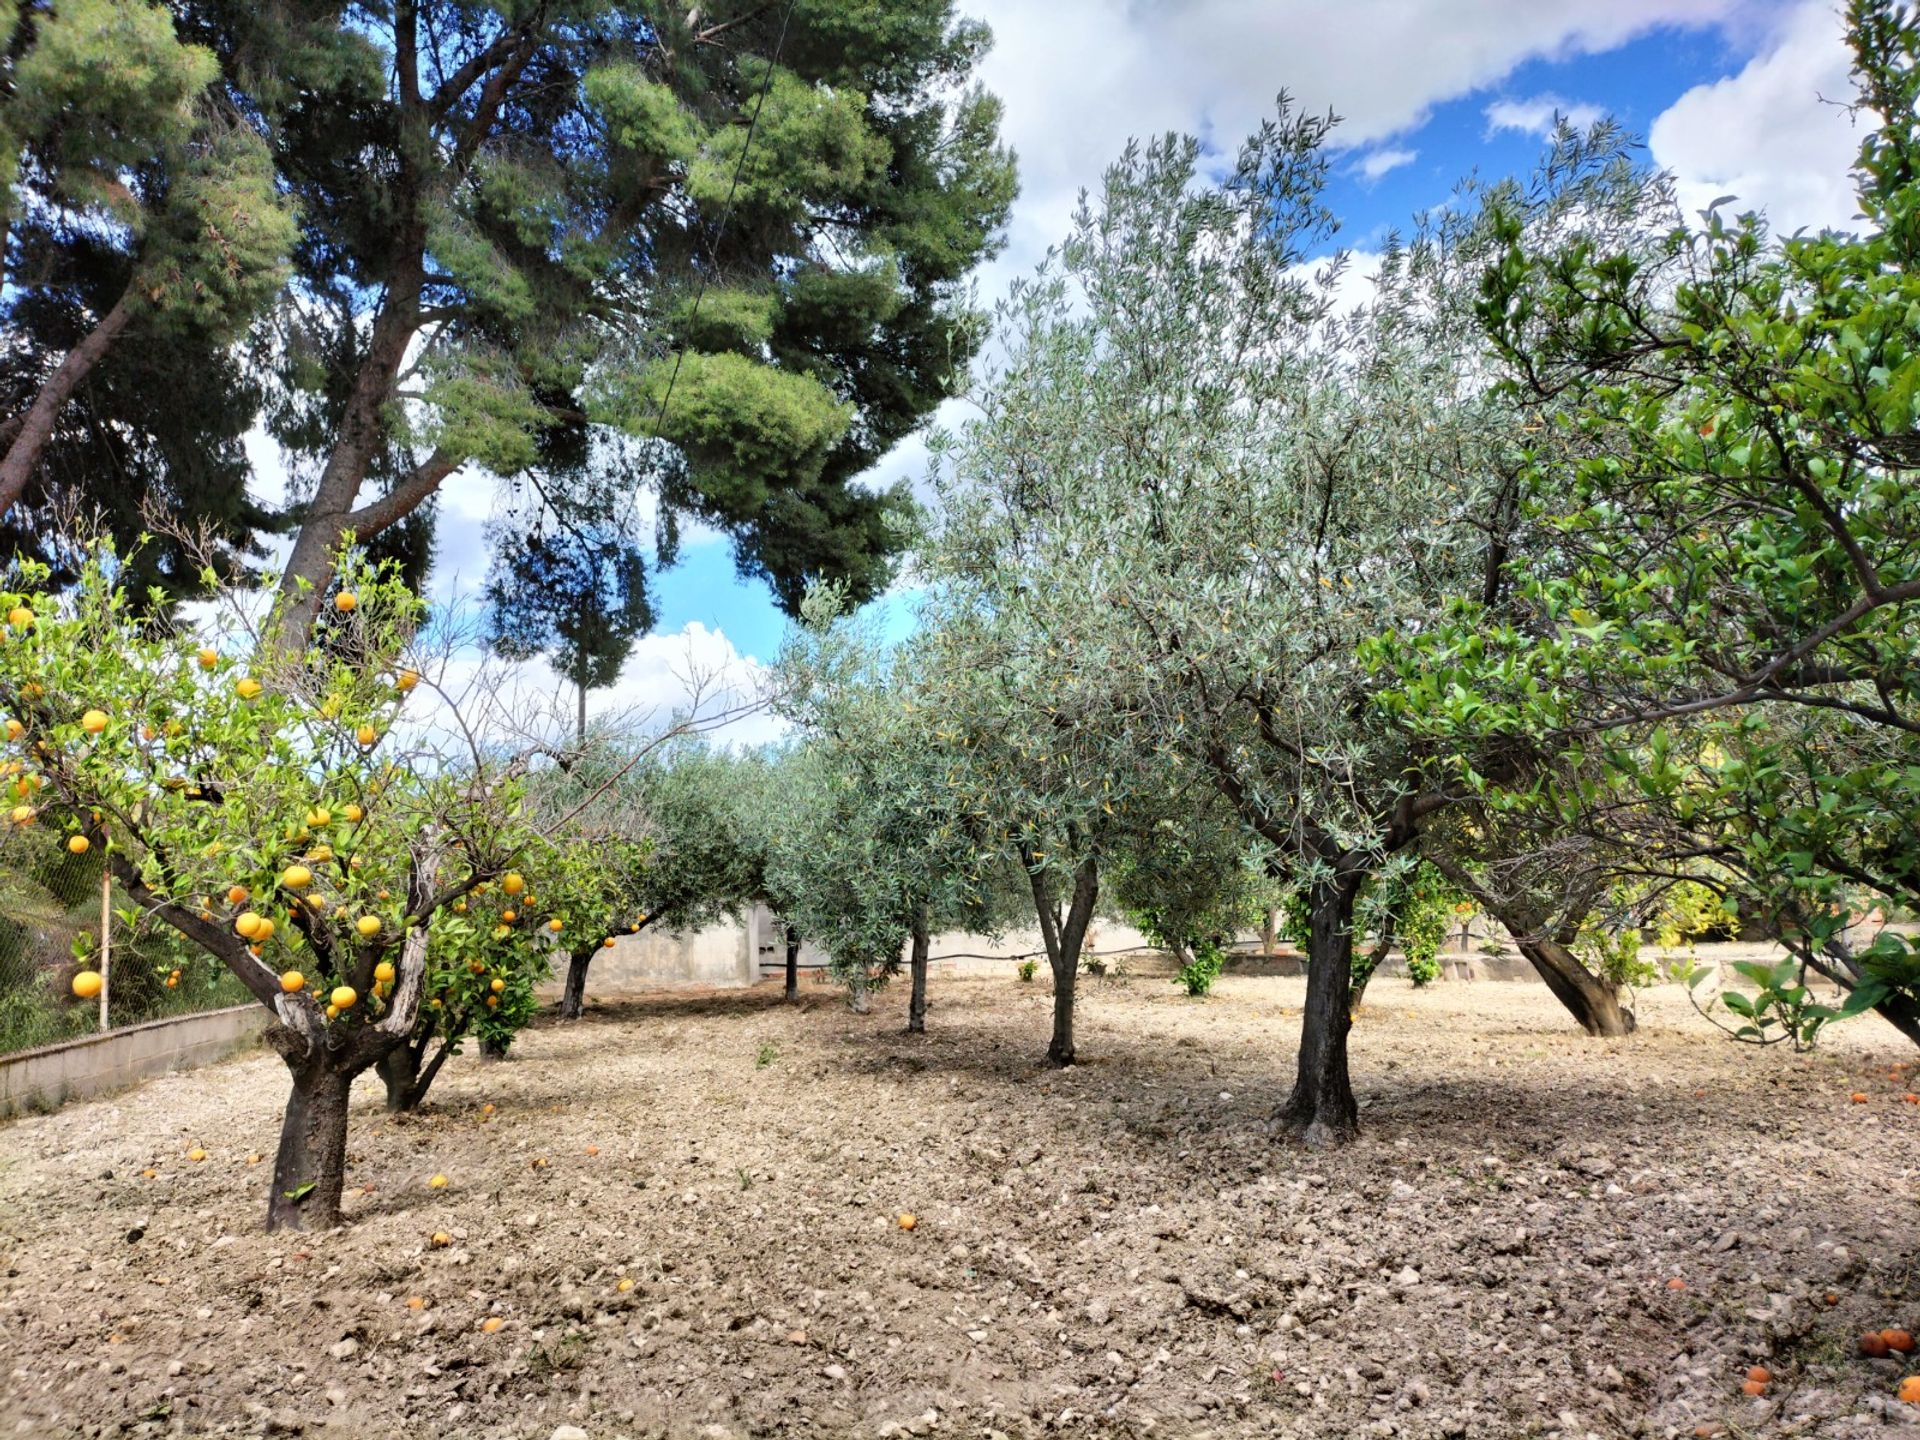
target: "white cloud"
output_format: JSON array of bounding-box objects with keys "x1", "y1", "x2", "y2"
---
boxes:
[
  {"x1": 968, "y1": 0, "x2": 1735, "y2": 303},
  {"x1": 1357, "y1": 147, "x2": 1418, "y2": 181},
  {"x1": 1483, "y1": 93, "x2": 1606, "y2": 138},
  {"x1": 1650, "y1": 0, "x2": 1864, "y2": 234}
]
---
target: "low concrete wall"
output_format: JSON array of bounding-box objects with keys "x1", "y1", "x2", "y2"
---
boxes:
[{"x1": 0, "y1": 1005, "x2": 269, "y2": 1119}]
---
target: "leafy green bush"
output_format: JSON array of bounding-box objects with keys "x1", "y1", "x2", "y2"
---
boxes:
[
  {"x1": 1174, "y1": 939, "x2": 1226, "y2": 997},
  {"x1": 1017, "y1": 958, "x2": 1037, "y2": 983}
]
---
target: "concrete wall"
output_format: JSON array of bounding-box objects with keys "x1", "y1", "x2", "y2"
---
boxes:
[
  {"x1": 0, "y1": 1005, "x2": 269, "y2": 1119},
  {"x1": 555, "y1": 912, "x2": 760, "y2": 993}
]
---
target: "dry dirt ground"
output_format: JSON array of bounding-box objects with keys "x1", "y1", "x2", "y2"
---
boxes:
[{"x1": 4, "y1": 966, "x2": 1920, "y2": 1440}]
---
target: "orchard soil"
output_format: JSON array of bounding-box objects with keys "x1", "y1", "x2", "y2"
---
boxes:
[{"x1": 4, "y1": 965, "x2": 1920, "y2": 1440}]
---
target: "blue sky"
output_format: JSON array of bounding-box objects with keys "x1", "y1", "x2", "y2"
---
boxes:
[{"x1": 388, "y1": 0, "x2": 1864, "y2": 729}]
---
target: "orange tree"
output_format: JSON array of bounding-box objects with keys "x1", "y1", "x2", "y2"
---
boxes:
[{"x1": 0, "y1": 541, "x2": 543, "y2": 1229}]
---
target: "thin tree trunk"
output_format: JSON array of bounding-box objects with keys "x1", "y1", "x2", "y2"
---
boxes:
[
  {"x1": 1262, "y1": 905, "x2": 1278, "y2": 958},
  {"x1": 1278, "y1": 873, "x2": 1361, "y2": 1147},
  {"x1": 576, "y1": 680, "x2": 587, "y2": 748},
  {"x1": 0, "y1": 292, "x2": 135, "y2": 516},
  {"x1": 560, "y1": 947, "x2": 593, "y2": 1020},
  {"x1": 784, "y1": 928, "x2": 800, "y2": 1001},
  {"x1": 907, "y1": 904, "x2": 930, "y2": 1033},
  {"x1": 1034, "y1": 855, "x2": 1099, "y2": 1067},
  {"x1": 847, "y1": 965, "x2": 872, "y2": 1014},
  {"x1": 1349, "y1": 898, "x2": 1400, "y2": 1012},
  {"x1": 267, "y1": 1061, "x2": 355, "y2": 1231}
]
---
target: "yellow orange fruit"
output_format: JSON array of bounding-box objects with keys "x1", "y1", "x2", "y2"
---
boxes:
[
  {"x1": 897, "y1": 1214, "x2": 918, "y2": 1231},
  {"x1": 330, "y1": 985, "x2": 357, "y2": 1010},
  {"x1": 236, "y1": 677, "x2": 262, "y2": 700},
  {"x1": 80, "y1": 709, "x2": 108, "y2": 734},
  {"x1": 480, "y1": 1316, "x2": 504, "y2": 1333},
  {"x1": 9, "y1": 804, "x2": 34, "y2": 825},
  {"x1": 1900, "y1": 1376, "x2": 1920, "y2": 1405},
  {"x1": 281, "y1": 864, "x2": 313, "y2": 890},
  {"x1": 342, "y1": 804, "x2": 363, "y2": 823},
  {"x1": 428, "y1": 1173, "x2": 449, "y2": 1189},
  {"x1": 227, "y1": 884, "x2": 249, "y2": 905},
  {"x1": 485, "y1": 994, "x2": 499, "y2": 1008},
  {"x1": 334, "y1": 591, "x2": 357, "y2": 613},
  {"x1": 67, "y1": 835, "x2": 89, "y2": 854},
  {"x1": 501, "y1": 910, "x2": 516, "y2": 924},
  {"x1": 71, "y1": 970, "x2": 103, "y2": 999},
  {"x1": 501, "y1": 872, "x2": 525, "y2": 895},
  {"x1": 603, "y1": 936, "x2": 615, "y2": 948},
  {"x1": 356, "y1": 724, "x2": 377, "y2": 747},
  {"x1": 406, "y1": 1296, "x2": 426, "y2": 1310},
  {"x1": 280, "y1": 971, "x2": 305, "y2": 994},
  {"x1": 187, "y1": 1147, "x2": 206, "y2": 1162},
  {"x1": 374, "y1": 960, "x2": 395, "y2": 984},
  {"x1": 548, "y1": 918, "x2": 563, "y2": 933},
  {"x1": 356, "y1": 915, "x2": 382, "y2": 938},
  {"x1": 430, "y1": 1231, "x2": 451, "y2": 1247},
  {"x1": 235, "y1": 912, "x2": 264, "y2": 938},
  {"x1": 6, "y1": 606, "x2": 31, "y2": 629},
  {"x1": 325, "y1": 1003, "x2": 339, "y2": 1019},
  {"x1": 616, "y1": 1277, "x2": 634, "y2": 1292},
  {"x1": 489, "y1": 977, "x2": 505, "y2": 994},
  {"x1": 254, "y1": 917, "x2": 275, "y2": 941},
  {"x1": 197, "y1": 646, "x2": 218, "y2": 670},
  {"x1": 2, "y1": 718, "x2": 20, "y2": 740},
  {"x1": 1851, "y1": 1091, "x2": 1870, "y2": 1103}
]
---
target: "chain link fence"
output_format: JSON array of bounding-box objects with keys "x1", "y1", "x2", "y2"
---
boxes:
[{"x1": 0, "y1": 829, "x2": 251, "y2": 1057}]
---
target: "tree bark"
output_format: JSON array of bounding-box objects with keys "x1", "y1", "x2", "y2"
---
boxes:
[
  {"x1": 560, "y1": 947, "x2": 593, "y2": 1020},
  {"x1": 784, "y1": 927, "x2": 800, "y2": 1001},
  {"x1": 1262, "y1": 905, "x2": 1279, "y2": 957},
  {"x1": 906, "y1": 904, "x2": 931, "y2": 1033},
  {"x1": 1425, "y1": 852, "x2": 1636, "y2": 1038},
  {"x1": 377, "y1": 1041, "x2": 424, "y2": 1113},
  {"x1": 267, "y1": 1059, "x2": 355, "y2": 1231},
  {"x1": 0, "y1": 292, "x2": 136, "y2": 517},
  {"x1": 1514, "y1": 937, "x2": 1637, "y2": 1037},
  {"x1": 847, "y1": 965, "x2": 872, "y2": 1014},
  {"x1": 1025, "y1": 853, "x2": 1098, "y2": 1067},
  {"x1": 1278, "y1": 873, "x2": 1361, "y2": 1147}
]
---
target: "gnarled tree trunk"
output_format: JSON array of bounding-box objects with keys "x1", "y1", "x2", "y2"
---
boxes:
[
  {"x1": 1514, "y1": 936, "x2": 1636, "y2": 1037},
  {"x1": 266, "y1": 1053, "x2": 357, "y2": 1232},
  {"x1": 1278, "y1": 873, "x2": 1361, "y2": 1147}
]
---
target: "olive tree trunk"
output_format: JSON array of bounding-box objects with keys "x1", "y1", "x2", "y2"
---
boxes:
[
  {"x1": 1277, "y1": 873, "x2": 1361, "y2": 1148},
  {"x1": 1024, "y1": 850, "x2": 1099, "y2": 1066},
  {"x1": 784, "y1": 927, "x2": 801, "y2": 1001},
  {"x1": 907, "y1": 904, "x2": 931, "y2": 1033}
]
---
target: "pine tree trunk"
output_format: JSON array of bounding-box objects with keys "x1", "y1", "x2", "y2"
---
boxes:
[
  {"x1": 784, "y1": 929, "x2": 800, "y2": 1001},
  {"x1": 1513, "y1": 937, "x2": 1636, "y2": 1037},
  {"x1": 0, "y1": 292, "x2": 135, "y2": 516},
  {"x1": 1278, "y1": 874, "x2": 1361, "y2": 1147},
  {"x1": 560, "y1": 948, "x2": 592, "y2": 1020},
  {"x1": 907, "y1": 905, "x2": 931, "y2": 1033},
  {"x1": 267, "y1": 1062, "x2": 355, "y2": 1231}
]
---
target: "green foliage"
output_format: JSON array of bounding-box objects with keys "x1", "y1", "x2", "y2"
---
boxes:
[
  {"x1": 1681, "y1": 955, "x2": 1878, "y2": 1051},
  {"x1": 1173, "y1": 940, "x2": 1226, "y2": 998},
  {"x1": 1016, "y1": 958, "x2": 1036, "y2": 983}
]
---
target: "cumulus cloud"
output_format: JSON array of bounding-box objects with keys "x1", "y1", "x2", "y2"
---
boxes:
[
  {"x1": 967, "y1": 0, "x2": 1734, "y2": 301},
  {"x1": 1650, "y1": 0, "x2": 1865, "y2": 234},
  {"x1": 1483, "y1": 93, "x2": 1606, "y2": 138},
  {"x1": 1357, "y1": 147, "x2": 1418, "y2": 181}
]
